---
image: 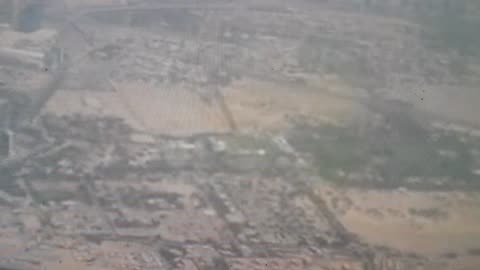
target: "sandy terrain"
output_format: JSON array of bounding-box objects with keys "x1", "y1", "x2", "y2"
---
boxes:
[
  {"x1": 43, "y1": 82, "x2": 231, "y2": 136},
  {"x1": 42, "y1": 241, "x2": 158, "y2": 270},
  {"x1": 44, "y1": 76, "x2": 364, "y2": 136},
  {"x1": 44, "y1": 89, "x2": 146, "y2": 129},
  {"x1": 114, "y1": 81, "x2": 230, "y2": 136},
  {"x1": 317, "y1": 186, "x2": 480, "y2": 256},
  {"x1": 224, "y1": 78, "x2": 364, "y2": 131}
]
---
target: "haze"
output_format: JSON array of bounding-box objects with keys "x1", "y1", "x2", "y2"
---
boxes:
[{"x1": 0, "y1": 1, "x2": 480, "y2": 270}]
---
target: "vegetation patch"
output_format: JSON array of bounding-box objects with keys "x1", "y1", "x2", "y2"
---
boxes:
[
  {"x1": 288, "y1": 121, "x2": 476, "y2": 187},
  {"x1": 33, "y1": 189, "x2": 77, "y2": 204},
  {"x1": 408, "y1": 208, "x2": 449, "y2": 221}
]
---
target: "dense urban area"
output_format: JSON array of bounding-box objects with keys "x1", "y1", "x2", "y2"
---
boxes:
[{"x1": 0, "y1": 0, "x2": 480, "y2": 269}]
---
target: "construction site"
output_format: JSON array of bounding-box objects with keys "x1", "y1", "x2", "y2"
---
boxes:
[{"x1": 1, "y1": 0, "x2": 480, "y2": 269}]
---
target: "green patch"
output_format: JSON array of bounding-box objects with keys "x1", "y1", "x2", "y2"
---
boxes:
[
  {"x1": 120, "y1": 191, "x2": 181, "y2": 208},
  {"x1": 33, "y1": 190, "x2": 77, "y2": 204},
  {"x1": 288, "y1": 125, "x2": 370, "y2": 181},
  {"x1": 429, "y1": 134, "x2": 474, "y2": 180},
  {"x1": 212, "y1": 134, "x2": 287, "y2": 173},
  {"x1": 0, "y1": 178, "x2": 26, "y2": 197},
  {"x1": 420, "y1": 2, "x2": 480, "y2": 58},
  {"x1": 409, "y1": 207, "x2": 449, "y2": 220},
  {"x1": 219, "y1": 134, "x2": 281, "y2": 155},
  {"x1": 32, "y1": 184, "x2": 90, "y2": 205},
  {"x1": 288, "y1": 123, "x2": 475, "y2": 185}
]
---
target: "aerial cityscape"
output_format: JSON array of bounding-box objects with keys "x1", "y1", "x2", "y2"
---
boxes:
[{"x1": 0, "y1": 0, "x2": 480, "y2": 269}]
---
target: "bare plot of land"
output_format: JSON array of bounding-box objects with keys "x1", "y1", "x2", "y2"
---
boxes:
[
  {"x1": 44, "y1": 76, "x2": 365, "y2": 136},
  {"x1": 317, "y1": 186, "x2": 480, "y2": 256},
  {"x1": 224, "y1": 77, "x2": 365, "y2": 131},
  {"x1": 43, "y1": 82, "x2": 231, "y2": 136}
]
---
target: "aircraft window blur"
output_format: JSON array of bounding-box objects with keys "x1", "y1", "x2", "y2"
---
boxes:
[{"x1": 0, "y1": 0, "x2": 480, "y2": 269}]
